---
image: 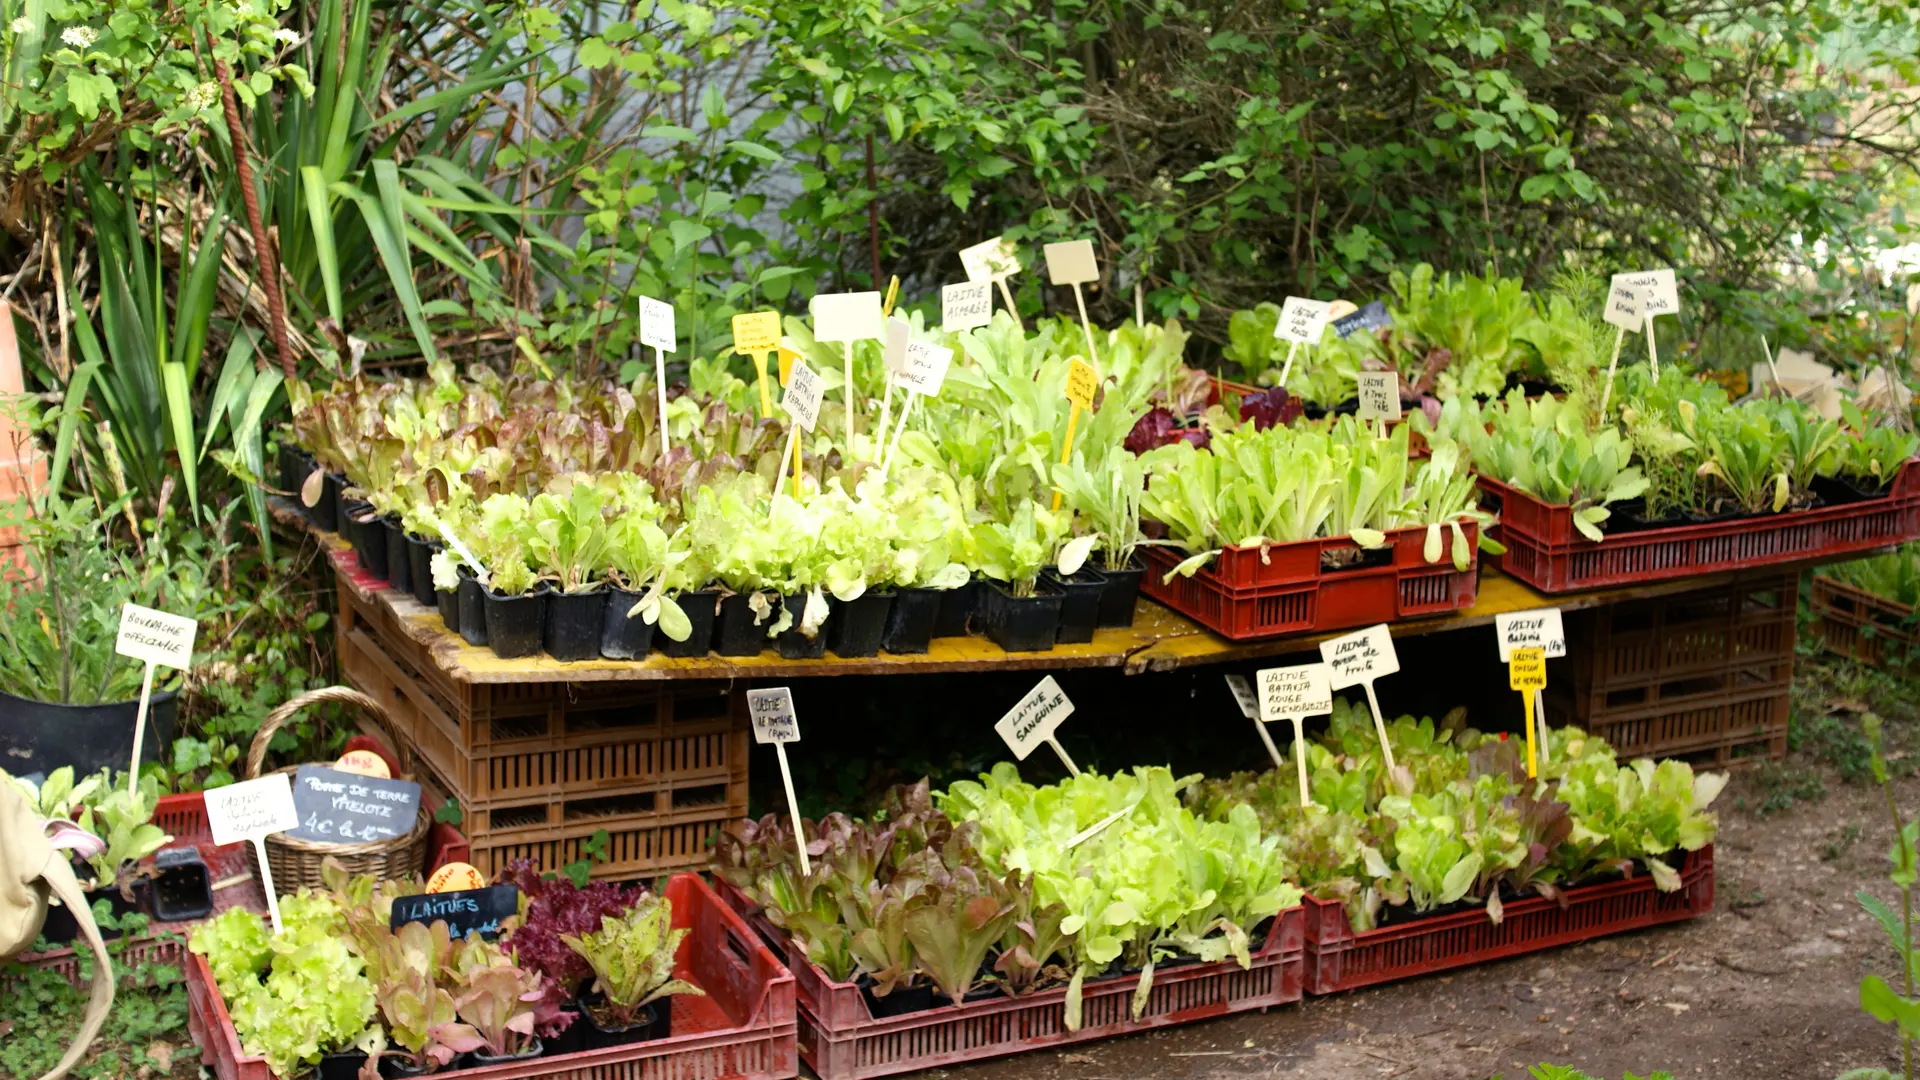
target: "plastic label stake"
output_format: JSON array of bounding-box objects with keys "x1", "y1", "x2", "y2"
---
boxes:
[
  {"x1": 809, "y1": 291, "x2": 884, "y2": 451},
  {"x1": 732, "y1": 311, "x2": 782, "y2": 418},
  {"x1": 1052, "y1": 358, "x2": 1099, "y2": 511},
  {"x1": 1274, "y1": 296, "x2": 1332, "y2": 386},
  {"x1": 878, "y1": 316, "x2": 911, "y2": 447},
  {"x1": 960, "y1": 236, "x2": 1023, "y2": 331},
  {"x1": 1356, "y1": 370, "x2": 1400, "y2": 439},
  {"x1": 780, "y1": 359, "x2": 824, "y2": 499},
  {"x1": 746, "y1": 687, "x2": 810, "y2": 875},
  {"x1": 204, "y1": 773, "x2": 298, "y2": 932},
  {"x1": 1509, "y1": 647, "x2": 1548, "y2": 779},
  {"x1": 942, "y1": 280, "x2": 993, "y2": 334},
  {"x1": 1259, "y1": 662, "x2": 1334, "y2": 808},
  {"x1": 1044, "y1": 239, "x2": 1101, "y2": 367},
  {"x1": 1494, "y1": 608, "x2": 1565, "y2": 768},
  {"x1": 115, "y1": 603, "x2": 197, "y2": 793},
  {"x1": 881, "y1": 339, "x2": 954, "y2": 479},
  {"x1": 778, "y1": 338, "x2": 803, "y2": 483},
  {"x1": 1321, "y1": 624, "x2": 1400, "y2": 772},
  {"x1": 1599, "y1": 276, "x2": 1640, "y2": 414},
  {"x1": 638, "y1": 296, "x2": 677, "y2": 453},
  {"x1": 1224, "y1": 674, "x2": 1283, "y2": 770},
  {"x1": 996, "y1": 675, "x2": 1079, "y2": 776}
]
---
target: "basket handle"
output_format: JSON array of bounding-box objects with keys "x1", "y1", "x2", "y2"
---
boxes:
[{"x1": 246, "y1": 686, "x2": 413, "y2": 781}]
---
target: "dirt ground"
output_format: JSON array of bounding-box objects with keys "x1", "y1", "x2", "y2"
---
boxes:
[{"x1": 883, "y1": 669, "x2": 1918, "y2": 1080}]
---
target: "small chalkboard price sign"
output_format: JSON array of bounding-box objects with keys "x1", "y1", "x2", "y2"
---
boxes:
[
  {"x1": 388, "y1": 885, "x2": 520, "y2": 940},
  {"x1": 285, "y1": 764, "x2": 421, "y2": 844}
]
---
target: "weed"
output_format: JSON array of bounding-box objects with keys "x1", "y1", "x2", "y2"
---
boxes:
[
  {"x1": 1, "y1": 905, "x2": 188, "y2": 1078},
  {"x1": 1826, "y1": 823, "x2": 1866, "y2": 863},
  {"x1": 1747, "y1": 760, "x2": 1825, "y2": 814}
]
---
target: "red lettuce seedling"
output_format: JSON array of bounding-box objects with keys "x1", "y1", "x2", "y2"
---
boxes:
[{"x1": 498, "y1": 860, "x2": 648, "y2": 1034}]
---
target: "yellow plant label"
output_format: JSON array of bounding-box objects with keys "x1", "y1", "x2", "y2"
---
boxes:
[
  {"x1": 778, "y1": 338, "x2": 801, "y2": 386},
  {"x1": 733, "y1": 311, "x2": 781, "y2": 355},
  {"x1": 1508, "y1": 647, "x2": 1548, "y2": 692},
  {"x1": 1065, "y1": 358, "x2": 1098, "y2": 411}
]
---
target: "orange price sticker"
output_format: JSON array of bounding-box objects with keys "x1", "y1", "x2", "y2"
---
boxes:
[
  {"x1": 333, "y1": 749, "x2": 391, "y2": 779},
  {"x1": 426, "y1": 861, "x2": 486, "y2": 894}
]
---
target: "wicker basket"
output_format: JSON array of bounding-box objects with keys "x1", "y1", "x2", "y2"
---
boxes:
[{"x1": 244, "y1": 686, "x2": 431, "y2": 891}]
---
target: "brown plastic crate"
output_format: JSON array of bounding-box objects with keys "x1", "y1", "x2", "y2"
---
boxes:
[
  {"x1": 334, "y1": 574, "x2": 748, "y2": 881},
  {"x1": 1544, "y1": 574, "x2": 1795, "y2": 765},
  {"x1": 1813, "y1": 575, "x2": 1920, "y2": 669}
]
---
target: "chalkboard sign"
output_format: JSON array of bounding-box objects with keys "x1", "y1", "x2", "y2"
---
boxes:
[
  {"x1": 285, "y1": 764, "x2": 422, "y2": 844},
  {"x1": 388, "y1": 885, "x2": 520, "y2": 940},
  {"x1": 1334, "y1": 301, "x2": 1392, "y2": 339}
]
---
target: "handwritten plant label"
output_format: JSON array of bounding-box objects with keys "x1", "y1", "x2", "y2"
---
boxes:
[
  {"x1": 1258, "y1": 663, "x2": 1333, "y2": 723},
  {"x1": 1509, "y1": 647, "x2": 1548, "y2": 692},
  {"x1": 784, "y1": 359, "x2": 824, "y2": 431},
  {"x1": 1043, "y1": 239, "x2": 1099, "y2": 286},
  {"x1": 1320, "y1": 624, "x2": 1399, "y2": 689},
  {"x1": 1494, "y1": 609, "x2": 1566, "y2": 662},
  {"x1": 333, "y1": 749, "x2": 392, "y2": 779},
  {"x1": 389, "y1": 884, "x2": 519, "y2": 940},
  {"x1": 116, "y1": 604, "x2": 197, "y2": 669},
  {"x1": 1224, "y1": 674, "x2": 1257, "y2": 719},
  {"x1": 1065, "y1": 358, "x2": 1098, "y2": 411},
  {"x1": 995, "y1": 675, "x2": 1073, "y2": 760},
  {"x1": 204, "y1": 773, "x2": 299, "y2": 848},
  {"x1": 1356, "y1": 371, "x2": 1402, "y2": 421},
  {"x1": 1619, "y1": 269, "x2": 1678, "y2": 320},
  {"x1": 883, "y1": 316, "x2": 912, "y2": 379},
  {"x1": 426, "y1": 862, "x2": 485, "y2": 893},
  {"x1": 1334, "y1": 301, "x2": 1391, "y2": 338},
  {"x1": 942, "y1": 280, "x2": 994, "y2": 333},
  {"x1": 1275, "y1": 296, "x2": 1333, "y2": 345},
  {"x1": 638, "y1": 296, "x2": 676, "y2": 352},
  {"x1": 746, "y1": 687, "x2": 800, "y2": 744},
  {"x1": 898, "y1": 340, "x2": 954, "y2": 397},
  {"x1": 960, "y1": 236, "x2": 1022, "y2": 282},
  {"x1": 1603, "y1": 276, "x2": 1642, "y2": 332},
  {"x1": 810, "y1": 291, "x2": 884, "y2": 342},
  {"x1": 732, "y1": 311, "x2": 781, "y2": 355},
  {"x1": 286, "y1": 764, "x2": 422, "y2": 844}
]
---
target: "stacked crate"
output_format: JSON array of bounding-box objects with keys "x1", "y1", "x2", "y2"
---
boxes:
[
  {"x1": 1812, "y1": 574, "x2": 1920, "y2": 670},
  {"x1": 1545, "y1": 573, "x2": 1795, "y2": 765},
  {"x1": 334, "y1": 575, "x2": 748, "y2": 879}
]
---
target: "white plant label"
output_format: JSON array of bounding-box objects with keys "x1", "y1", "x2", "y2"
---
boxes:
[
  {"x1": 1494, "y1": 608, "x2": 1567, "y2": 662},
  {"x1": 942, "y1": 280, "x2": 994, "y2": 333},
  {"x1": 1321, "y1": 624, "x2": 1399, "y2": 687},
  {"x1": 995, "y1": 675, "x2": 1079, "y2": 774},
  {"x1": 746, "y1": 687, "x2": 800, "y2": 744},
  {"x1": 1603, "y1": 276, "x2": 1642, "y2": 332},
  {"x1": 784, "y1": 359, "x2": 824, "y2": 432},
  {"x1": 1618, "y1": 269, "x2": 1679, "y2": 320},
  {"x1": 1356, "y1": 371, "x2": 1402, "y2": 421},
  {"x1": 898, "y1": 339, "x2": 954, "y2": 397},
  {"x1": 638, "y1": 296, "x2": 676, "y2": 352},
  {"x1": 204, "y1": 772, "x2": 299, "y2": 931},
  {"x1": 1258, "y1": 663, "x2": 1333, "y2": 724},
  {"x1": 1224, "y1": 674, "x2": 1257, "y2": 719},
  {"x1": 883, "y1": 316, "x2": 912, "y2": 379},
  {"x1": 810, "y1": 291, "x2": 884, "y2": 342},
  {"x1": 116, "y1": 604, "x2": 197, "y2": 669},
  {"x1": 1275, "y1": 296, "x2": 1333, "y2": 345},
  {"x1": 960, "y1": 236, "x2": 1022, "y2": 282},
  {"x1": 1043, "y1": 239, "x2": 1099, "y2": 286}
]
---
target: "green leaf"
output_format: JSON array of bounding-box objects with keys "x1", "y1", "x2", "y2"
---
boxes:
[{"x1": 669, "y1": 219, "x2": 713, "y2": 253}]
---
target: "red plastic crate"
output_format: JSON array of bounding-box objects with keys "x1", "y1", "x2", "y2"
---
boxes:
[
  {"x1": 1482, "y1": 462, "x2": 1920, "y2": 593},
  {"x1": 1302, "y1": 846, "x2": 1714, "y2": 994},
  {"x1": 1139, "y1": 523, "x2": 1479, "y2": 640},
  {"x1": 186, "y1": 873, "x2": 796, "y2": 1080},
  {"x1": 715, "y1": 879, "x2": 1301, "y2": 1080},
  {"x1": 1813, "y1": 575, "x2": 1920, "y2": 670}
]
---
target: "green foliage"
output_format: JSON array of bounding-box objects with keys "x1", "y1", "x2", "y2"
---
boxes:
[
  {"x1": 562, "y1": 895, "x2": 704, "y2": 1026},
  {"x1": 1854, "y1": 712, "x2": 1920, "y2": 1080},
  {"x1": 190, "y1": 897, "x2": 378, "y2": 1077},
  {"x1": 1826, "y1": 546, "x2": 1920, "y2": 611},
  {"x1": 1, "y1": 909, "x2": 188, "y2": 1080}
]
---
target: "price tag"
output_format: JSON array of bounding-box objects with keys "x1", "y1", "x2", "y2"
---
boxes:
[
  {"x1": 883, "y1": 316, "x2": 912, "y2": 380},
  {"x1": 810, "y1": 291, "x2": 884, "y2": 342},
  {"x1": 1508, "y1": 647, "x2": 1548, "y2": 692},
  {"x1": 1043, "y1": 240, "x2": 1099, "y2": 286},
  {"x1": 1065, "y1": 358, "x2": 1098, "y2": 411},
  {"x1": 960, "y1": 236, "x2": 1021, "y2": 282},
  {"x1": 1603, "y1": 276, "x2": 1642, "y2": 332},
  {"x1": 390, "y1": 884, "x2": 520, "y2": 940},
  {"x1": 995, "y1": 675, "x2": 1078, "y2": 774},
  {"x1": 426, "y1": 862, "x2": 486, "y2": 893},
  {"x1": 784, "y1": 359, "x2": 824, "y2": 432},
  {"x1": 1258, "y1": 663, "x2": 1333, "y2": 725},
  {"x1": 1321, "y1": 624, "x2": 1399, "y2": 687},
  {"x1": 1333, "y1": 301, "x2": 1391, "y2": 338},
  {"x1": 638, "y1": 296, "x2": 676, "y2": 352},
  {"x1": 333, "y1": 749, "x2": 392, "y2": 779},
  {"x1": 1356, "y1": 371, "x2": 1402, "y2": 422},
  {"x1": 1275, "y1": 296, "x2": 1333, "y2": 345},
  {"x1": 898, "y1": 340, "x2": 953, "y2": 397},
  {"x1": 1618, "y1": 269, "x2": 1679, "y2": 320},
  {"x1": 942, "y1": 280, "x2": 994, "y2": 333},
  {"x1": 732, "y1": 311, "x2": 781, "y2": 355},
  {"x1": 116, "y1": 604, "x2": 197, "y2": 669},
  {"x1": 746, "y1": 687, "x2": 800, "y2": 744},
  {"x1": 203, "y1": 773, "x2": 299, "y2": 931},
  {"x1": 1224, "y1": 674, "x2": 1257, "y2": 719},
  {"x1": 1494, "y1": 609, "x2": 1566, "y2": 662},
  {"x1": 286, "y1": 764, "x2": 422, "y2": 844}
]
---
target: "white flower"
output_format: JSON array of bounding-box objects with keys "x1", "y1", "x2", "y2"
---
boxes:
[
  {"x1": 272, "y1": 27, "x2": 299, "y2": 44},
  {"x1": 8, "y1": 17, "x2": 31, "y2": 34},
  {"x1": 59, "y1": 25, "x2": 95, "y2": 48},
  {"x1": 185, "y1": 80, "x2": 219, "y2": 111}
]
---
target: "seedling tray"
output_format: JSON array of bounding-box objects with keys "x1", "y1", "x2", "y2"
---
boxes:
[
  {"x1": 1813, "y1": 575, "x2": 1920, "y2": 670},
  {"x1": 716, "y1": 879, "x2": 1302, "y2": 1080},
  {"x1": 1481, "y1": 461, "x2": 1920, "y2": 593},
  {"x1": 1138, "y1": 523, "x2": 1479, "y2": 641},
  {"x1": 1302, "y1": 846, "x2": 1714, "y2": 995},
  {"x1": 185, "y1": 873, "x2": 796, "y2": 1080}
]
